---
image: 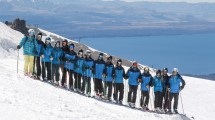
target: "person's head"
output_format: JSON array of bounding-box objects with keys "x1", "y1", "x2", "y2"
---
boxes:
[
  {"x1": 144, "y1": 67, "x2": 150, "y2": 74},
  {"x1": 45, "y1": 37, "x2": 51, "y2": 44},
  {"x1": 172, "y1": 68, "x2": 179, "y2": 76},
  {"x1": 62, "y1": 39, "x2": 68, "y2": 47},
  {"x1": 55, "y1": 41, "x2": 60, "y2": 48},
  {"x1": 163, "y1": 67, "x2": 168, "y2": 75},
  {"x1": 116, "y1": 59, "x2": 122, "y2": 66},
  {"x1": 78, "y1": 49, "x2": 83, "y2": 58},
  {"x1": 156, "y1": 70, "x2": 161, "y2": 77},
  {"x1": 37, "y1": 32, "x2": 42, "y2": 40},
  {"x1": 85, "y1": 50, "x2": 91, "y2": 58},
  {"x1": 132, "y1": 61, "x2": 138, "y2": 68},
  {"x1": 69, "y1": 43, "x2": 75, "y2": 51},
  {"x1": 28, "y1": 29, "x2": 35, "y2": 37},
  {"x1": 107, "y1": 56, "x2": 112, "y2": 63},
  {"x1": 98, "y1": 53, "x2": 103, "y2": 60}
]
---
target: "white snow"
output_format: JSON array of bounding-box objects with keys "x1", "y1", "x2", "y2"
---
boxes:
[{"x1": 0, "y1": 21, "x2": 214, "y2": 120}]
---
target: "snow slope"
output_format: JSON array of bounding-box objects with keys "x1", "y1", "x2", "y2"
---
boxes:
[{"x1": 0, "y1": 22, "x2": 215, "y2": 120}]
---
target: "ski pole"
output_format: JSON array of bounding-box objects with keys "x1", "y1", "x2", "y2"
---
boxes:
[
  {"x1": 138, "y1": 84, "x2": 141, "y2": 108},
  {"x1": 17, "y1": 49, "x2": 19, "y2": 74},
  {"x1": 137, "y1": 84, "x2": 141, "y2": 108},
  {"x1": 51, "y1": 58, "x2": 53, "y2": 83},
  {"x1": 179, "y1": 90, "x2": 185, "y2": 115}
]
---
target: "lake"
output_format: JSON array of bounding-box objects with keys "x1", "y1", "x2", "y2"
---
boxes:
[{"x1": 80, "y1": 34, "x2": 215, "y2": 75}]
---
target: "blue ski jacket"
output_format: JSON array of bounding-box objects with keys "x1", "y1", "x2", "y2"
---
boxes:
[
  {"x1": 169, "y1": 74, "x2": 186, "y2": 93},
  {"x1": 114, "y1": 66, "x2": 125, "y2": 83},
  {"x1": 83, "y1": 57, "x2": 94, "y2": 77},
  {"x1": 19, "y1": 36, "x2": 38, "y2": 56},
  {"x1": 126, "y1": 67, "x2": 141, "y2": 86},
  {"x1": 104, "y1": 62, "x2": 114, "y2": 82},
  {"x1": 94, "y1": 59, "x2": 106, "y2": 79},
  {"x1": 41, "y1": 44, "x2": 53, "y2": 62}
]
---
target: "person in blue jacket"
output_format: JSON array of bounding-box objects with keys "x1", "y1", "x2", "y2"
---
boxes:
[
  {"x1": 93, "y1": 53, "x2": 106, "y2": 97},
  {"x1": 17, "y1": 29, "x2": 38, "y2": 77},
  {"x1": 168, "y1": 68, "x2": 185, "y2": 114},
  {"x1": 113, "y1": 59, "x2": 126, "y2": 104},
  {"x1": 82, "y1": 50, "x2": 94, "y2": 97},
  {"x1": 74, "y1": 49, "x2": 85, "y2": 92},
  {"x1": 140, "y1": 67, "x2": 153, "y2": 111},
  {"x1": 33, "y1": 32, "x2": 45, "y2": 80},
  {"x1": 41, "y1": 37, "x2": 53, "y2": 81},
  {"x1": 51, "y1": 41, "x2": 63, "y2": 85},
  {"x1": 61, "y1": 43, "x2": 77, "y2": 90},
  {"x1": 103, "y1": 56, "x2": 115, "y2": 100},
  {"x1": 126, "y1": 61, "x2": 141, "y2": 108},
  {"x1": 152, "y1": 70, "x2": 164, "y2": 113}
]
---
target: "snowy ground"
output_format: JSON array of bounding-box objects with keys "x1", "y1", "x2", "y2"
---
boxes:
[{"x1": 0, "y1": 22, "x2": 215, "y2": 120}]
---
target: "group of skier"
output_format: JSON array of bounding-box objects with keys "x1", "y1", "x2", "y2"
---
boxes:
[{"x1": 17, "y1": 29, "x2": 186, "y2": 114}]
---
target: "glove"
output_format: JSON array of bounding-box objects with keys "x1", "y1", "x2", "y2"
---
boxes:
[
  {"x1": 138, "y1": 79, "x2": 142, "y2": 83},
  {"x1": 168, "y1": 88, "x2": 171, "y2": 91},
  {"x1": 146, "y1": 85, "x2": 149, "y2": 89},
  {"x1": 41, "y1": 55, "x2": 44, "y2": 58},
  {"x1": 50, "y1": 57, "x2": 53, "y2": 60},
  {"x1": 17, "y1": 45, "x2": 21, "y2": 49}
]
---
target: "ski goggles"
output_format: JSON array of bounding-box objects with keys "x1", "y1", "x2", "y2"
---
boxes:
[
  {"x1": 86, "y1": 52, "x2": 91, "y2": 56},
  {"x1": 69, "y1": 45, "x2": 74, "y2": 49},
  {"x1": 29, "y1": 31, "x2": 35, "y2": 36}
]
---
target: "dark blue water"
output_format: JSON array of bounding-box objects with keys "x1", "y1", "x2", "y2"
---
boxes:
[{"x1": 80, "y1": 34, "x2": 215, "y2": 75}]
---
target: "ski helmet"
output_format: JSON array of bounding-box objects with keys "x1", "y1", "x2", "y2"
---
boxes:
[
  {"x1": 45, "y1": 37, "x2": 51, "y2": 43},
  {"x1": 55, "y1": 41, "x2": 60, "y2": 47},
  {"x1": 28, "y1": 29, "x2": 35, "y2": 36},
  {"x1": 116, "y1": 59, "x2": 122, "y2": 65},
  {"x1": 107, "y1": 56, "x2": 113, "y2": 61},
  {"x1": 98, "y1": 53, "x2": 104, "y2": 59},
  {"x1": 172, "y1": 68, "x2": 179, "y2": 73},
  {"x1": 69, "y1": 43, "x2": 75, "y2": 49},
  {"x1": 132, "y1": 61, "x2": 138, "y2": 67},
  {"x1": 163, "y1": 68, "x2": 168, "y2": 72},
  {"x1": 85, "y1": 50, "x2": 91, "y2": 56},
  {"x1": 144, "y1": 67, "x2": 149, "y2": 72}
]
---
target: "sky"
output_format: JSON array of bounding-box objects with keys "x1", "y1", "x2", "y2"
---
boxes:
[{"x1": 113, "y1": 0, "x2": 215, "y2": 3}]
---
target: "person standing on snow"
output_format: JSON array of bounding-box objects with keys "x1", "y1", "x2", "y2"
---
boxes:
[
  {"x1": 93, "y1": 53, "x2": 106, "y2": 97},
  {"x1": 74, "y1": 49, "x2": 85, "y2": 92},
  {"x1": 168, "y1": 68, "x2": 185, "y2": 114},
  {"x1": 113, "y1": 59, "x2": 126, "y2": 104},
  {"x1": 161, "y1": 68, "x2": 170, "y2": 112},
  {"x1": 17, "y1": 29, "x2": 38, "y2": 77},
  {"x1": 103, "y1": 56, "x2": 115, "y2": 101},
  {"x1": 60, "y1": 39, "x2": 70, "y2": 77},
  {"x1": 61, "y1": 43, "x2": 77, "y2": 90},
  {"x1": 152, "y1": 70, "x2": 165, "y2": 113},
  {"x1": 140, "y1": 67, "x2": 153, "y2": 111},
  {"x1": 51, "y1": 41, "x2": 63, "y2": 85},
  {"x1": 33, "y1": 32, "x2": 45, "y2": 80},
  {"x1": 82, "y1": 50, "x2": 94, "y2": 97},
  {"x1": 126, "y1": 61, "x2": 141, "y2": 108},
  {"x1": 41, "y1": 37, "x2": 53, "y2": 82}
]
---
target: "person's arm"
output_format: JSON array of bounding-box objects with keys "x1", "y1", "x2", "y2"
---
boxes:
[
  {"x1": 17, "y1": 36, "x2": 27, "y2": 49},
  {"x1": 179, "y1": 75, "x2": 186, "y2": 90}
]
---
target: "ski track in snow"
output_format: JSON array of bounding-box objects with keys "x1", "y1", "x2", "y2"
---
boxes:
[{"x1": 0, "y1": 21, "x2": 215, "y2": 120}]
